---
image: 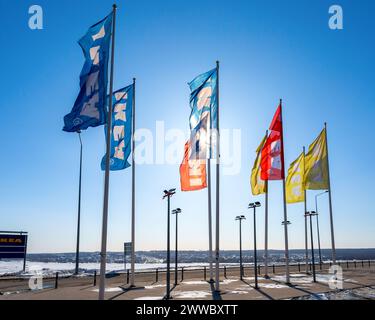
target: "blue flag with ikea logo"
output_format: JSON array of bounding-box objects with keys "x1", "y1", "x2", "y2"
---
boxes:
[
  {"x1": 188, "y1": 68, "x2": 217, "y2": 159},
  {"x1": 63, "y1": 13, "x2": 113, "y2": 132},
  {"x1": 189, "y1": 68, "x2": 217, "y2": 131},
  {"x1": 101, "y1": 85, "x2": 134, "y2": 171}
]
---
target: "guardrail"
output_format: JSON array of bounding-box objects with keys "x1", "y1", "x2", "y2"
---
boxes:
[
  {"x1": 0, "y1": 259, "x2": 373, "y2": 292},
  {"x1": 106, "y1": 259, "x2": 374, "y2": 284}
]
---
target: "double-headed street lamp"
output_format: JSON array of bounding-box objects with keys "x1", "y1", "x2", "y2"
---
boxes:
[
  {"x1": 235, "y1": 215, "x2": 246, "y2": 280},
  {"x1": 248, "y1": 202, "x2": 261, "y2": 289},
  {"x1": 163, "y1": 189, "x2": 176, "y2": 300},
  {"x1": 172, "y1": 208, "x2": 182, "y2": 286},
  {"x1": 315, "y1": 191, "x2": 328, "y2": 264},
  {"x1": 305, "y1": 211, "x2": 318, "y2": 283}
]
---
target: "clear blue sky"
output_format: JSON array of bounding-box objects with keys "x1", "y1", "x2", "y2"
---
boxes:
[{"x1": 0, "y1": 0, "x2": 374, "y2": 253}]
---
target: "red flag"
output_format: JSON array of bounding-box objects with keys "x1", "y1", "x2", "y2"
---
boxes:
[
  {"x1": 180, "y1": 141, "x2": 207, "y2": 191},
  {"x1": 269, "y1": 104, "x2": 282, "y2": 133},
  {"x1": 261, "y1": 104, "x2": 285, "y2": 180}
]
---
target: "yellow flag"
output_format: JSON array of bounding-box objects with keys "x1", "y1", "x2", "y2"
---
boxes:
[
  {"x1": 251, "y1": 135, "x2": 267, "y2": 195},
  {"x1": 286, "y1": 152, "x2": 305, "y2": 204},
  {"x1": 305, "y1": 128, "x2": 329, "y2": 190}
]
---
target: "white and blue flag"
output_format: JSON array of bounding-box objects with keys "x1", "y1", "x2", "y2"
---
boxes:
[
  {"x1": 188, "y1": 68, "x2": 217, "y2": 159},
  {"x1": 101, "y1": 85, "x2": 134, "y2": 171},
  {"x1": 63, "y1": 13, "x2": 113, "y2": 132},
  {"x1": 189, "y1": 112, "x2": 209, "y2": 161}
]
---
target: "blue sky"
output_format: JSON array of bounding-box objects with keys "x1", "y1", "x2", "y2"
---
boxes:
[{"x1": 0, "y1": 0, "x2": 374, "y2": 253}]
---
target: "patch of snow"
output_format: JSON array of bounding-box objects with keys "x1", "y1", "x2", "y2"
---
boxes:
[
  {"x1": 174, "y1": 291, "x2": 211, "y2": 299},
  {"x1": 144, "y1": 284, "x2": 166, "y2": 290},
  {"x1": 92, "y1": 287, "x2": 124, "y2": 293},
  {"x1": 259, "y1": 283, "x2": 288, "y2": 289},
  {"x1": 221, "y1": 279, "x2": 238, "y2": 285},
  {"x1": 235, "y1": 286, "x2": 253, "y2": 291},
  {"x1": 243, "y1": 276, "x2": 265, "y2": 281},
  {"x1": 134, "y1": 296, "x2": 164, "y2": 300},
  {"x1": 183, "y1": 281, "x2": 207, "y2": 285},
  {"x1": 229, "y1": 290, "x2": 248, "y2": 295}
]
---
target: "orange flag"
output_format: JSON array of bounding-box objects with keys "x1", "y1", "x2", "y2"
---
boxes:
[{"x1": 180, "y1": 141, "x2": 207, "y2": 192}]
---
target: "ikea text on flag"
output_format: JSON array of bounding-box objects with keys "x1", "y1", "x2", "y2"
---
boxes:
[
  {"x1": 180, "y1": 141, "x2": 207, "y2": 192},
  {"x1": 63, "y1": 13, "x2": 112, "y2": 132},
  {"x1": 305, "y1": 128, "x2": 329, "y2": 190},
  {"x1": 286, "y1": 152, "x2": 305, "y2": 204},
  {"x1": 251, "y1": 134, "x2": 267, "y2": 196},
  {"x1": 101, "y1": 85, "x2": 134, "y2": 171}
]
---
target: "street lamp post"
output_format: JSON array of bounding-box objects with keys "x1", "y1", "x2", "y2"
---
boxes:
[
  {"x1": 315, "y1": 191, "x2": 328, "y2": 264},
  {"x1": 305, "y1": 211, "x2": 318, "y2": 283},
  {"x1": 248, "y1": 202, "x2": 261, "y2": 289},
  {"x1": 163, "y1": 189, "x2": 176, "y2": 300},
  {"x1": 235, "y1": 215, "x2": 246, "y2": 280},
  {"x1": 172, "y1": 208, "x2": 182, "y2": 286}
]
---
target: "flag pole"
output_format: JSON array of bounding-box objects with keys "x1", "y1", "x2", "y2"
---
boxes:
[
  {"x1": 324, "y1": 122, "x2": 336, "y2": 264},
  {"x1": 214, "y1": 60, "x2": 220, "y2": 292},
  {"x1": 303, "y1": 146, "x2": 309, "y2": 274},
  {"x1": 264, "y1": 130, "x2": 269, "y2": 278},
  {"x1": 279, "y1": 99, "x2": 290, "y2": 284},
  {"x1": 130, "y1": 78, "x2": 136, "y2": 287},
  {"x1": 207, "y1": 115, "x2": 213, "y2": 282},
  {"x1": 75, "y1": 131, "x2": 83, "y2": 275},
  {"x1": 99, "y1": 4, "x2": 117, "y2": 301}
]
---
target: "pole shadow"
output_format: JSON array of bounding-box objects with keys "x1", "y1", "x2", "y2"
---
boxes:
[
  {"x1": 270, "y1": 277, "x2": 324, "y2": 300},
  {"x1": 209, "y1": 282, "x2": 222, "y2": 300},
  {"x1": 108, "y1": 285, "x2": 145, "y2": 300},
  {"x1": 240, "y1": 279, "x2": 274, "y2": 300}
]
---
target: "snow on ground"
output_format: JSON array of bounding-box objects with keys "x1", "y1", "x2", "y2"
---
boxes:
[
  {"x1": 259, "y1": 283, "x2": 289, "y2": 289},
  {"x1": 182, "y1": 280, "x2": 207, "y2": 285},
  {"x1": 144, "y1": 284, "x2": 166, "y2": 290},
  {"x1": 221, "y1": 279, "x2": 238, "y2": 285},
  {"x1": 271, "y1": 273, "x2": 343, "y2": 285},
  {"x1": 173, "y1": 291, "x2": 211, "y2": 299},
  {"x1": 0, "y1": 260, "x2": 213, "y2": 277},
  {"x1": 134, "y1": 296, "x2": 164, "y2": 300},
  {"x1": 92, "y1": 287, "x2": 124, "y2": 293},
  {"x1": 229, "y1": 290, "x2": 248, "y2": 295}
]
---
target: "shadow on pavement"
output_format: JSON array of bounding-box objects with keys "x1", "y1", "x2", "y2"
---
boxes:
[
  {"x1": 108, "y1": 285, "x2": 146, "y2": 301},
  {"x1": 209, "y1": 282, "x2": 222, "y2": 300}
]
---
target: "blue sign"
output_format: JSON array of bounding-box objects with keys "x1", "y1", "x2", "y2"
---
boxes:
[{"x1": 0, "y1": 234, "x2": 28, "y2": 259}]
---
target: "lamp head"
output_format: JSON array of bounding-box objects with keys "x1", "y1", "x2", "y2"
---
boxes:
[
  {"x1": 236, "y1": 215, "x2": 246, "y2": 221},
  {"x1": 163, "y1": 188, "x2": 176, "y2": 199},
  {"x1": 248, "y1": 202, "x2": 261, "y2": 209}
]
